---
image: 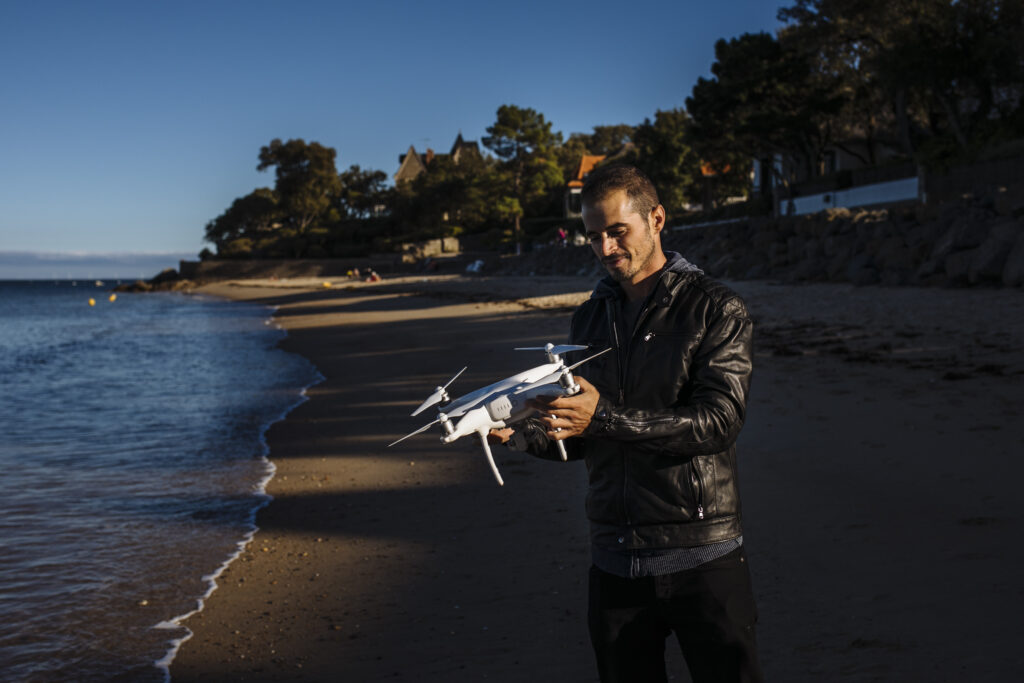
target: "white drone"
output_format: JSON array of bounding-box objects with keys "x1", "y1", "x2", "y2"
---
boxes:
[{"x1": 389, "y1": 343, "x2": 610, "y2": 485}]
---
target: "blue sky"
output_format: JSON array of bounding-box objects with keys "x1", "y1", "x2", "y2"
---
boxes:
[{"x1": 0, "y1": 0, "x2": 784, "y2": 277}]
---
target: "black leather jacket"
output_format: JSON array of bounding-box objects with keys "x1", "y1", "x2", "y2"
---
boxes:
[{"x1": 523, "y1": 252, "x2": 754, "y2": 551}]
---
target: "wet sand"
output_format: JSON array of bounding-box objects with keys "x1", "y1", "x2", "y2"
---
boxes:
[{"x1": 170, "y1": 274, "x2": 1024, "y2": 681}]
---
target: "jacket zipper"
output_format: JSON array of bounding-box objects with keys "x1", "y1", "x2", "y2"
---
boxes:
[
  {"x1": 605, "y1": 297, "x2": 624, "y2": 405},
  {"x1": 693, "y1": 459, "x2": 705, "y2": 520},
  {"x1": 605, "y1": 297, "x2": 631, "y2": 532},
  {"x1": 606, "y1": 291, "x2": 663, "y2": 536}
]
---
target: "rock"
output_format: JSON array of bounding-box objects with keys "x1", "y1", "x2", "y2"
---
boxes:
[
  {"x1": 944, "y1": 248, "x2": 979, "y2": 284},
  {"x1": 874, "y1": 236, "x2": 913, "y2": 271},
  {"x1": 790, "y1": 257, "x2": 827, "y2": 281},
  {"x1": 743, "y1": 263, "x2": 770, "y2": 279},
  {"x1": 150, "y1": 268, "x2": 180, "y2": 285},
  {"x1": 846, "y1": 253, "x2": 879, "y2": 285},
  {"x1": 969, "y1": 217, "x2": 1021, "y2": 283},
  {"x1": 928, "y1": 208, "x2": 995, "y2": 261},
  {"x1": 1003, "y1": 233, "x2": 1024, "y2": 286},
  {"x1": 880, "y1": 269, "x2": 911, "y2": 286},
  {"x1": 994, "y1": 182, "x2": 1024, "y2": 217},
  {"x1": 850, "y1": 266, "x2": 880, "y2": 286}
]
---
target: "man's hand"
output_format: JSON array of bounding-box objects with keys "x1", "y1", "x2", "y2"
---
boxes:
[
  {"x1": 531, "y1": 376, "x2": 600, "y2": 440},
  {"x1": 488, "y1": 427, "x2": 514, "y2": 444}
]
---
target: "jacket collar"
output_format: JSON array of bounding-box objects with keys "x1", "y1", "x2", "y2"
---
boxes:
[{"x1": 592, "y1": 251, "x2": 703, "y2": 303}]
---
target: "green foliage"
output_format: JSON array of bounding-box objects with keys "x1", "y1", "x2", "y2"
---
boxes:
[
  {"x1": 203, "y1": 187, "x2": 280, "y2": 255},
  {"x1": 484, "y1": 105, "x2": 566, "y2": 244},
  {"x1": 687, "y1": 31, "x2": 845, "y2": 189},
  {"x1": 390, "y1": 152, "x2": 496, "y2": 241},
  {"x1": 483, "y1": 104, "x2": 563, "y2": 161},
  {"x1": 624, "y1": 109, "x2": 705, "y2": 213},
  {"x1": 337, "y1": 165, "x2": 390, "y2": 220},
  {"x1": 553, "y1": 134, "x2": 591, "y2": 182},
  {"x1": 257, "y1": 138, "x2": 342, "y2": 233},
  {"x1": 587, "y1": 124, "x2": 636, "y2": 156},
  {"x1": 777, "y1": 0, "x2": 1024, "y2": 164},
  {"x1": 494, "y1": 196, "x2": 523, "y2": 223}
]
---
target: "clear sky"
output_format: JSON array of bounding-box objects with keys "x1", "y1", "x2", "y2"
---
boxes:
[{"x1": 0, "y1": 0, "x2": 784, "y2": 277}]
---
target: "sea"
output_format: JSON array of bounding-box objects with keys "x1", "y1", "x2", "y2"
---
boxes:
[{"x1": 0, "y1": 281, "x2": 321, "y2": 682}]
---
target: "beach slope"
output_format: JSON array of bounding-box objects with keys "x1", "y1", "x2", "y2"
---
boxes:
[{"x1": 171, "y1": 275, "x2": 1024, "y2": 681}]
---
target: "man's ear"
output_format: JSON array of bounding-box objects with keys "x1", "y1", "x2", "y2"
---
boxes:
[{"x1": 650, "y1": 204, "x2": 666, "y2": 234}]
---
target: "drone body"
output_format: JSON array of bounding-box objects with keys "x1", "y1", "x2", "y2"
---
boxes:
[{"x1": 390, "y1": 343, "x2": 610, "y2": 485}]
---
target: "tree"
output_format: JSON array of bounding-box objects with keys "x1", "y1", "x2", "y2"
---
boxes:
[
  {"x1": 483, "y1": 105, "x2": 564, "y2": 247},
  {"x1": 203, "y1": 187, "x2": 279, "y2": 257},
  {"x1": 389, "y1": 151, "x2": 495, "y2": 246},
  {"x1": 686, "y1": 31, "x2": 845, "y2": 190},
  {"x1": 257, "y1": 138, "x2": 342, "y2": 233},
  {"x1": 553, "y1": 133, "x2": 592, "y2": 185},
  {"x1": 627, "y1": 109, "x2": 704, "y2": 213},
  {"x1": 586, "y1": 124, "x2": 636, "y2": 155},
  {"x1": 337, "y1": 165, "x2": 390, "y2": 220},
  {"x1": 777, "y1": 0, "x2": 1024, "y2": 162}
]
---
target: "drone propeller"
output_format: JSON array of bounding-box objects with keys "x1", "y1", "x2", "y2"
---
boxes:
[
  {"x1": 565, "y1": 346, "x2": 612, "y2": 372},
  {"x1": 515, "y1": 342, "x2": 590, "y2": 364},
  {"x1": 514, "y1": 343, "x2": 589, "y2": 356},
  {"x1": 508, "y1": 347, "x2": 614, "y2": 402},
  {"x1": 411, "y1": 366, "x2": 467, "y2": 416},
  {"x1": 387, "y1": 418, "x2": 441, "y2": 448}
]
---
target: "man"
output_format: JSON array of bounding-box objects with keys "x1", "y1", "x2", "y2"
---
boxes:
[{"x1": 498, "y1": 165, "x2": 762, "y2": 682}]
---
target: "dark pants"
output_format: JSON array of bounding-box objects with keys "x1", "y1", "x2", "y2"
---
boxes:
[{"x1": 588, "y1": 547, "x2": 763, "y2": 683}]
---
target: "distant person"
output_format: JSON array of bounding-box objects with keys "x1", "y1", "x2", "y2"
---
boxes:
[
  {"x1": 494, "y1": 164, "x2": 762, "y2": 682},
  {"x1": 557, "y1": 226, "x2": 568, "y2": 247}
]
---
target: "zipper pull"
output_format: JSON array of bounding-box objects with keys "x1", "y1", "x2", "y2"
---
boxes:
[
  {"x1": 697, "y1": 505, "x2": 704, "y2": 520},
  {"x1": 643, "y1": 332, "x2": 653, "y2": 342}
]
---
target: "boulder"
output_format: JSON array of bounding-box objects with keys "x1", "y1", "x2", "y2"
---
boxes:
[
  {"x1": 969, "y1": 217, "x2": 1021, "y2": 283},
  {"x1": 1002, "y1": 233, "x2": 1024, "y2": 286},
  {"x1": 846, "y1": 253, "x2": 879, "y2": 285},
  {"x1": 150, "y1": 268, "x2": 180, "y2": 285},
  {"x1": 874, "y1": 236, "x2": 914, "y2": 272},
  {"x1": 928, "y1": 209, "x2": 994, "y2": 262},
  {"x1": 944, "y1": 248, "x2": 979, "y2": 284},
  {"x1": 994, "y1": 181, "x2": 1024, "y2": 217}
]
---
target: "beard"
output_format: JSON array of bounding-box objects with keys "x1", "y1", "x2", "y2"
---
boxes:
[{"x1": 602, "y1": 229, "x2": 656, "y2": 282}]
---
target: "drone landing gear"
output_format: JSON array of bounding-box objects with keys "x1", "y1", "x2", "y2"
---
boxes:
[{"x1": 477, "y1": 430, "x2": 504, "y2": 486}]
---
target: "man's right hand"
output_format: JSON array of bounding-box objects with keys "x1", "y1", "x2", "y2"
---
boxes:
[{"x1": 488, "y1": 427, "x2": 514, "y2": 444}]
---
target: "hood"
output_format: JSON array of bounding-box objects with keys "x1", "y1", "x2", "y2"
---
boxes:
[{"x1": 593, "y1": 251, "x2": 703, "y2": 299}]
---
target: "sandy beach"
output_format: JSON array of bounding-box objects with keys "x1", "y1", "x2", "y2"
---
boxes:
[{"x1": 169, "y1": 274, "x2": 1024, "y2": 682}]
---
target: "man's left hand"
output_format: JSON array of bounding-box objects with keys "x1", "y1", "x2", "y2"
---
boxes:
[{"x1": 531, "y1": 376, "x2": 600, "y2": 440}]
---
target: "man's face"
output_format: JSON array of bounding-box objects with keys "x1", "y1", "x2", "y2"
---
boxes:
[{"x1": 582, "y1": 190, "x2": 665, "y2": 284}]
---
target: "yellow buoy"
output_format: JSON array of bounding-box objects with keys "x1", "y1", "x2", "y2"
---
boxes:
[
  {"x1": 88, "y1": 298, "x2": 96, "y2": 306},
  {"x1": 322, "y1": 281, "x2": 332, "y2": 288},
  {"x1": 108, "y1": 294, "x2": 117, "y2": 302}
]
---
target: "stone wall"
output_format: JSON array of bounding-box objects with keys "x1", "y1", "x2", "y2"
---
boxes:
[
  {"x1": 178, "y1": 256, "x2": 401, "y2": 281},
  {"x1": 483, "y1": 192, "x2": 1024, "y2": 288},
  {"x1": 399, "y1": 237, "x2": 461, "y2": 263},
  {"x1": 667, "y1": 193, "x2": 1024, "y2": 287}
]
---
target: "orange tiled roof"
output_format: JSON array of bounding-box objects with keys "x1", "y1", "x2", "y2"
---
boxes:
[{"x1": 567, "y1": 154, "x2": 606, "y2": 188}]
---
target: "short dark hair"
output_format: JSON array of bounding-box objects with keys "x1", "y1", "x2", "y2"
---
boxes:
[{"x1": 581, "y1": 164, "x2": 660, "y2": 220}]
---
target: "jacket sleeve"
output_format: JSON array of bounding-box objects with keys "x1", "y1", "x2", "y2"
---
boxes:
[{"x1": 582, "y1": 296, "x2": 753, "y2": 456}]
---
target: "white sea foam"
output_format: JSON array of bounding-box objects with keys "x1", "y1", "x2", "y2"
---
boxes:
[{"x1": 152, "y1": 307, "x2": 325, "y2": 681}]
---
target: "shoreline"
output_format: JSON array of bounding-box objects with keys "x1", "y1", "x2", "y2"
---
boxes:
[
  {"x1": 169, "y1": 275, "x2": 1024, "y2": 681},
  {"x1": 154, "y1": 355, "x2": 325, "y2": 681}
]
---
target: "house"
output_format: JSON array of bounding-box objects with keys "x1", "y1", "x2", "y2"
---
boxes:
[
  {"x1": 393, "y1": 133, "x2": 481, "y2": 184},
  {"x1": 564, "y1": 154, "x2": 606, "y2": 216},
  {"x1": 751, "y1": 139, "x2": 916, "y2": 217}
]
